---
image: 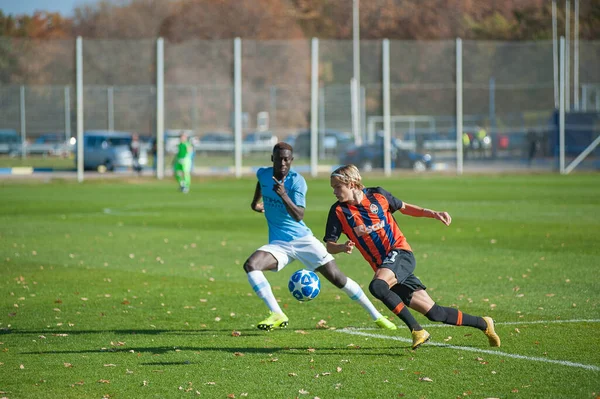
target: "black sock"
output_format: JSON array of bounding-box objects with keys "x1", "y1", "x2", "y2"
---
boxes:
[
  {"x1": 425, "y1": 304, "x2": 487, "y2": 330},
  {"x1": 369, "y1": 279, "x2": 422, "y2": 331}
]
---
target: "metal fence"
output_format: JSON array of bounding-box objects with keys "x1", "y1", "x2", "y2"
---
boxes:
[{"x1": 0, "y1": 37, "x2": 598, "y2": 177}]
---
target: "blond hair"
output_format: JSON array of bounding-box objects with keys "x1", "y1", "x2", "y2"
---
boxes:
[{"x1": 330, "y1": 164, "x2": 364, "y2": 189}]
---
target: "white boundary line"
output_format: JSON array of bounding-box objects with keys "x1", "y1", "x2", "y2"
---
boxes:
[
  {"x1": 337, "y1": 319, "x2": 600, "y2": 372},
  {"x1": 102, "y1": 208, "x2": 161, "y2": 217},
  {"x1": 415, "y1": 319, "x2": 600, "y2": 328}
]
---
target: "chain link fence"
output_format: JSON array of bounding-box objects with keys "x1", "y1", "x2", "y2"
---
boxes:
[{"x1": 0, "y1": 37, "x2": 598, "y2": 174}]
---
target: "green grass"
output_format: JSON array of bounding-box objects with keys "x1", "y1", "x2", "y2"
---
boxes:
[{"x1": 1, "y1": 173, "x2": 599, "y2": 399}]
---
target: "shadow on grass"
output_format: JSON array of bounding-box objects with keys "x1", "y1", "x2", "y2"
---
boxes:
[
  {"x1": 2, "y1": 326, "x2": 371, "y2": 337},
  {"x1": 21, "y1": 345, "x2": 412, "y2": 356},
  {"x1": 2, "y1": 328, "x2": 265, "y2": 336}
]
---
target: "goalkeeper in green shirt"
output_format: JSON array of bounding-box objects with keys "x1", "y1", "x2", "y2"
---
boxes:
[{"x1": 174, "y1": 132, "x2": 193, "y2": 193}]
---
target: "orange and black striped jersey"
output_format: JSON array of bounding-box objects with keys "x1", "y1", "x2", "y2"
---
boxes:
[{"x1": 323, "y1": 187, "x2": 412, "y2": 271}]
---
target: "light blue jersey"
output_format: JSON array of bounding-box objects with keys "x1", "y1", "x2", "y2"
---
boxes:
[{"x1": 257, "y1": 167, "x2": 312, "y2": 242}]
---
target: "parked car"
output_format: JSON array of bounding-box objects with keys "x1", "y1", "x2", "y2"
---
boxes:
[
  {"x1": 243, "y1": 131, "x2": 278, "y2": 153},
  {"x1": 196, "y1": 132, "x2": 234, "y2": 154},
  {"x1": 0, "y1": 129, "x2": 23, "y2": 156},
  {"x1": 77, "y1": 130, "x2": 148, "y2": 171},
  {"x1": 294, "y1": 129, "x2": 354, "y2": 158},
  {"x1": 340, "y1": 134, "x2": 433, "y2": 172},
  {"x1": 25, "y1": 133, "x2": 74, "y2": 156}
]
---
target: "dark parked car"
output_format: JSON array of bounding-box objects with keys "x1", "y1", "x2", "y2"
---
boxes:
[
  {"x1": 340, "y1": 135, "x2": 433, "y2": 172},
  {"x1": 196, "y1": 132, "x2": 234, "y2": 154},
  {"x1": 77, "y1": 131, "x2": 148, "y2": 171},
  {"x1": 243, "y1": 131, "x2": 278, "y2": 153},
  {"x1": 0, "y1": 129, "x2": 23, "y2": 156},
  {"x1": 294, "y1": 129, "x2": 353, "y2": 158}
]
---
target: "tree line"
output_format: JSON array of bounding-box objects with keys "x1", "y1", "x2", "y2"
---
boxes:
[{"x1": 1, "y1": 0, "x2": 599, "y2": 41}]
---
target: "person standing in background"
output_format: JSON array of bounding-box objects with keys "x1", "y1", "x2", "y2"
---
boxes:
[
  {"x1": 173, "y1": 131, "x2": 192, "y2": 193},
  {"x1": 129, "y1": 133, "x2": 142, "y2": 175}
]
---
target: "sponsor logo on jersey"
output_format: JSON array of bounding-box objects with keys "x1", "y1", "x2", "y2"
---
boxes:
[{"x1": 353, "y1": 220, "x2": 385, "y2": 237}]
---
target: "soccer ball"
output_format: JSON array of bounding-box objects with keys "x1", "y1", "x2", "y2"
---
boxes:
[{"x1": 288, "y1": 269, "x2": 321, "y2": 302}]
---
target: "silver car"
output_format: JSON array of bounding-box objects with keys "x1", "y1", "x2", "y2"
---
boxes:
[{"x1": 78, "y1": 131, "x2": 147, "y2": 171}]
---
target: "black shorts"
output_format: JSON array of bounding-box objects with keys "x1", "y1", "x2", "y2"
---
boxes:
[{"x1": 379, "y1": 249, "x2": 426, "y2": 306}]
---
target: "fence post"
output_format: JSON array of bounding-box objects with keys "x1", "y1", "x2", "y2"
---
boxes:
[
  {"x1": 234, "y1": 37, "x2": 242, "y2": 178},
  {"x1": 559, "y1": 36, "x2": 565, "y2": 174},
  {"x1": 76, "y1": 36, "x2": 84, "y2": 182},
  {"x1": 64, "y1": 86, "x2": 71, "y2": 142},
  {"x1": 156, "y1": 37, "x2": 165, "y2": 180},
  {"x1": 310, "y1": 37, "x2": 319, "y2": 177},
  {"x1": 456, "y1": 37, "x2": 463, "y2": 175},
  {"x1": 382, "y1": 38, "x2": 391, "y2": 176},
  {"x1": 107, "y1": 86, "x2": 114, "y2": 131},
  {"x1": 19, "y1": 85, "x2": 26, "y2": 158}
]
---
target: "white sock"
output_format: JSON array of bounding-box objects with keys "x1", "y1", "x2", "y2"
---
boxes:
[
  {"x1": 341, "y1": 277, "x2": 381, "y2": 320},
  {"x1": 247, "y1": 270, "x2": 283, "y2": 314}
]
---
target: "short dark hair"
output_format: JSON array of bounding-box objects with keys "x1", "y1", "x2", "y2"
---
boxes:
[{"x1": 273, "y1": 142, "x2": 293, "y2": 153}]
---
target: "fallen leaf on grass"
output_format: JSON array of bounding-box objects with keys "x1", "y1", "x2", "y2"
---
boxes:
[
  {"x1": 298, "y1": 389, "x2": 309, "y2": 394},
  {"x1": 64, "y1": 363, "x2": 73, "y2": 368},
  {"x1": 419, "y1": 377, "x2": 433, "y2": 382},
  {"x1": 104, "y1": 364, "x2": 117, "y2": 367},
  {"x1": 97, "y1": 379, "x2": 110, "y2": 384},
  {"x1": 70, "y1": 381, "x2": 84, "y2": 387},
  {"x1": 233, "y1": 352, "x2": 244, "y2": 357},
  {"x1": 231, "y1": 331, "x2": 241, "y2": 337}
]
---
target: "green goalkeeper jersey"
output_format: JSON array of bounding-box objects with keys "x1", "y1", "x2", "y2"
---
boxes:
[{"x1": 176, "y1": 141, "x2": 192, "y2": 160}]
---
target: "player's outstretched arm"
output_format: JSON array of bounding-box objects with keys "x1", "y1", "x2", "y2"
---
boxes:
[{"x1": 400, "y1": 203, "x2": 452, "y2": 226}]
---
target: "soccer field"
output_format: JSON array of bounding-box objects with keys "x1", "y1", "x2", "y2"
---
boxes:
[{"x1": 1, "y1": 174, "x2": 599, "y2": 398}]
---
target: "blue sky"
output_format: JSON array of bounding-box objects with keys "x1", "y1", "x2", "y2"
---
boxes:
[{"x1": 0, "y1": 0, "x2": 97, "y2": 16}]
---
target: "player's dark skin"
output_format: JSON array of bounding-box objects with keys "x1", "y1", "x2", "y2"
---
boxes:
[{"x1": 243, "y1": 147, "x2": 347, "y2": 288}]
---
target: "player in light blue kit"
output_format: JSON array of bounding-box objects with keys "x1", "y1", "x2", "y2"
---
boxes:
[{"x1": 243, "y1": 142, "x2": 404, "y2": 331}]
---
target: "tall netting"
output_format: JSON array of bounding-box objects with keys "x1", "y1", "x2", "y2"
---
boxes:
[
  {"x1": 164, "y1": 39, "x2": 234, "y2": 170},
  {"x1": 0, "y1": 38, "x2": 75, "y2": 164},
  {"x1": 566, "y1": 40, "x2": 600, "y2": 170},
  {"x1": 387, "y1": 40, "x2": 457, "y2": 169},
  {"x1": 314, "y1": 40, "x2": 355, "y2": 165},
  {"x1": 83, "y1": 39, "x2": 156, "y2": 134},
  {"x1": 241, "y1": 40, "x2": 311, "y2": 167},
  {"x1": 463, "y1": 40, "x2": 555, "y2": 166},
  {"x1": 0, "y1": 37, "x2": 598, "y2": 175}
]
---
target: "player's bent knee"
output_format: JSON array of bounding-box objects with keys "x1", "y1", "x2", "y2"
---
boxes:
[
  {"x1": 243, "y1": 259, "x2": 264, "y2": 273},
  {"x1": 424, "y1": 304, "x2": 446, "y2": 322},
  {"x1": 368, "y1": 279, "x2": 390, "y2": 301}
]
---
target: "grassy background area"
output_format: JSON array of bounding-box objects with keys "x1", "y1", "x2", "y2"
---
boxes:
[{"x1": 1, "y1": 173, "x2": 599, "y2": 398}]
